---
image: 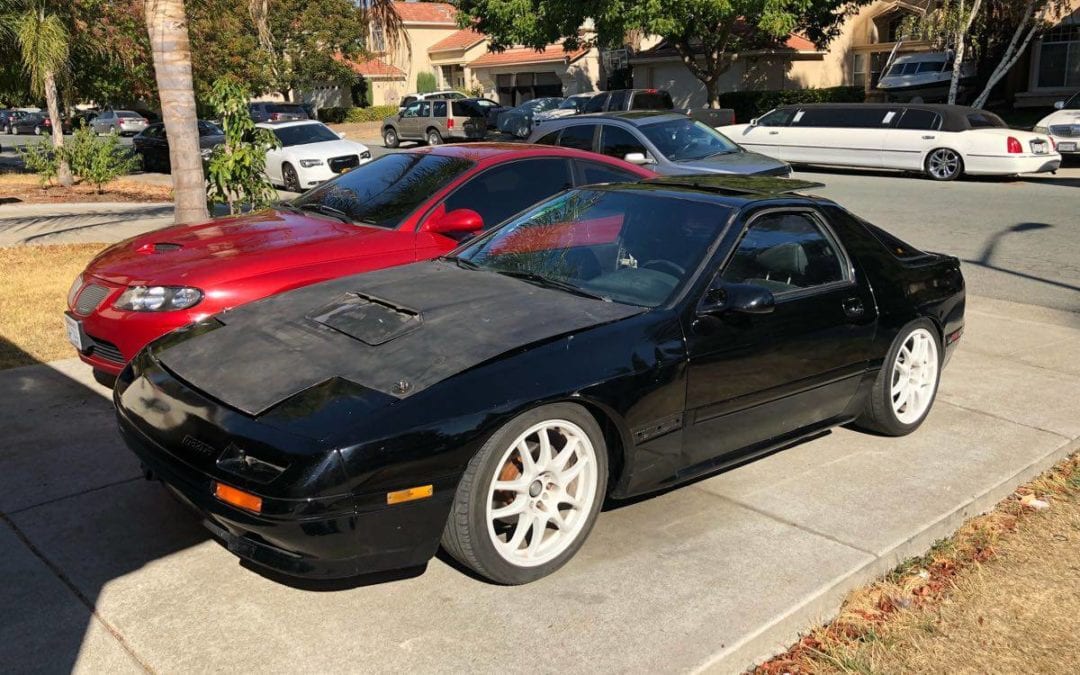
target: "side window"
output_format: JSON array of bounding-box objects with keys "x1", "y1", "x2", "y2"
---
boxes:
[
  {"x1": 401, "y1": 102, "x2": 422, "y2": 118},
  {"x1": 433, "y1": 100, "x2": 448, "y2": 118},
  {"x1": 896, "y1": 109, "x2": 942, "y2": 131},
  {"x1": 557, "y1": 124, "x2": 597, "y2": 151},
  {"x1": 721, "y1": 212, "x2": 847, "y2": 294},
  {"x1": 794, "y1": 107, "x2": 896, "y2": 128},
  {"x1": 757, "y1": 108, "x2": 795, "y2": 126},
  {"x1": 401, "y1": 96, "x2": 417, "y2": 107},
  {"x1": 418, "y1": 101, "x2": 431, "y2": 117},
  {"x1": 575, "y1": 160, "x2": 643, "y2": 185},
  {"x1": 607, "y1": 90, "x2": 629, "y2": 110},
  {"x1": 584, "y1": 93, "x2": 608, "y2": 113},
  {"x1": 442, "y1": 159, "x2": 572, "y2": 230},
  {"x1": 599, "y1": 125, "x2": 647, "y2": 159},
  {"x1": 535, "y1": 130, "x2": 561, "y2": 145}
]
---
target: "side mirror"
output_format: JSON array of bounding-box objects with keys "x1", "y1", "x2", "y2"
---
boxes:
[
  {"x1": 426, "y1": 208, "x2": 484, "y2": 236},
  {"x1": 1054, "y1": 100, "x2": 1065, "y2": 110},
  {"x1": 749, "y1": 118, "x2": 760, "y2": 127},
  {"x1": 699, "y1": 282, "x2": 775, "y2": 316},
  {"x1": 623, "y1": 152, "x2": 653, "y2": 165}
]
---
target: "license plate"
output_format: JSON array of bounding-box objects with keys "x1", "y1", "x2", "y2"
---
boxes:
[
  {"x1": 1059, "y1": 142, "x2": 1076, "y2": 152},
  {"x1": 64, "y1": 314, "x2": 84, "y2": 351},
  {"x1": 1031, "y1": 141, "x2": 1048, "y2": 155}
]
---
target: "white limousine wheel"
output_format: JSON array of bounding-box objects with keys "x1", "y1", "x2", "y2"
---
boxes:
[
  {"x1": 925, "y1": 148, "x2": 963, "y2": 181},
  {"x1": 442, "y1": 403, "x2": 608, "y2": 585},
  {"x1": 855, "y1": 319, "x2": 942, "y2": 436}
]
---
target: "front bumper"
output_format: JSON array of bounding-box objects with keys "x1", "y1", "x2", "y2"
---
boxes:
[
  {"x1": 295, "y1": 156, "x2": 373, "y2": 189},
  {"x1": 1049, "y1": 136, "x2": 1080, "y2": 154}
]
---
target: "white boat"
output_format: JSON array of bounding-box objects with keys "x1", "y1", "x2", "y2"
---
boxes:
[{"x1": 876, "y1": 52, "x2": 975, "y2": 103}]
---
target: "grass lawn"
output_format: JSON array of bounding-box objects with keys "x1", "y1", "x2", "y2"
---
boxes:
[
  {"x1": 0, "y1": 243, "x2": 107, "y2": 370},
  {"x1": 0, "y1": 173, "x2": 172, "y2": 204},
  {"x1": 759, "y1": 452, "x2": 1080, "y2": 674}
]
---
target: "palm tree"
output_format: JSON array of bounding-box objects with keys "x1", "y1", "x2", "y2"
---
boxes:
[
  {"x1": 13, "y1": 4, "x2": 72, "y2": 186},
  {"x1": 145, "y1": 0, "x2": 208, "y2": 224}
]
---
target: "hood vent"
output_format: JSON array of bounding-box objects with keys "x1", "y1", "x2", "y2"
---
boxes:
[
  {"x1": 308, "y1": 292, "x2": 422, "y2": 346},
  {"x1": 137, "y1": 242, "x2": 183, "y2": 254}
]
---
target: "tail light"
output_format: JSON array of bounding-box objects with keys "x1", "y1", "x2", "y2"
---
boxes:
[
  {"x1": 447, "y1": 118, "x2": 455, "y2": 129},
  {"x1": 1049, "y1": 136, "x2": 1056, "y2": 151},
  {"x1": 1007, "y1": 136, "x2": 1023, "y2": 154}
]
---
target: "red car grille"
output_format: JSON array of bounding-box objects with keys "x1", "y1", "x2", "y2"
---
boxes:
[
  {"x1": 87, "y1": 334, "x2": 124, "y2": 363},
  {"x1": 74, "y1": 283, "x2": 110, "y2": 315}
]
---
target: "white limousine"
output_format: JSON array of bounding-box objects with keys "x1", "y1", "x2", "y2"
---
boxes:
[{"x1": 720, "y1": 103, "x2": 1061, "y2": 181}]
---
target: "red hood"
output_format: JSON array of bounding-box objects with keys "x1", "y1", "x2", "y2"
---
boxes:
[{"x1": 86, "y1": 209, "x2": 401, "y2": 287}]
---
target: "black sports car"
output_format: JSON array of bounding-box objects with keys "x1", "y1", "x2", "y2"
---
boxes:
[{"x1": 114, "y1": 176, "x2": 965, "y2": 585}]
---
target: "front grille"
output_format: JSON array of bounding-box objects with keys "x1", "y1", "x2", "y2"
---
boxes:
[
  {"x1": 1049, "y1": 125, "x2": 1080, "y2": 138},
  {"x1": 87, "y1": 334, "x2": 124, "y2": 363},
  {"x1": 328, "y1": 155, "x2": 359, "y2": 174},
  {"x1": 75, "y1": 283, "x2": 110, "y2": 315}
]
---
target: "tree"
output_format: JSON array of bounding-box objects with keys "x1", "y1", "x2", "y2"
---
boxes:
[
  {"x1": 456, "y1": 0, "x2": 864, "y2": 108},
  {"x1": 205, "y1": 77, "x2": 280, "y2": 215},
  {"x1": 68, "y1": 0, "x2": 157, "y2": 106},
  {"x1": 145, "y1": 0, "x2": 208, "y2": 224},
  {"x1": 904, "y1": 0, "x2": 983, "y2": 105},
  {"x1": 12, "y1": 4, "x2": 73, "y2": 186}
]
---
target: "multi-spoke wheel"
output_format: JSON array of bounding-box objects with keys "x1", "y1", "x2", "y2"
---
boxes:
[
  {"x1": 426, "y1": 128, "x2": 443, "y2": 146},
  {"x1": 282, "y1": 163, "x2": 301, "y2": 193},
  {"x1": 442, "y1": 403, "x2": 607, "y2": 584},
  {"x1": 925, "y1": 148, "x2": 963, "y2": 181},
  {"x1": 855, "y1": 320, "x2": 942, "y2": 436}
]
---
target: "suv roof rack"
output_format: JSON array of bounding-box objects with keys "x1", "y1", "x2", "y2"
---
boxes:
[{"x1": 642, "y1": 175, "x2": 825, "y2": 196}]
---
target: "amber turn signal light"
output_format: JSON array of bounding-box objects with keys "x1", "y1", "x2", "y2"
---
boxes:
[
  {"x1": 386, "y1": 484, "x2": 433, "y2": 505},
  {"x1": 213, "y1": 482, "x2": 263, "y2": 513}
]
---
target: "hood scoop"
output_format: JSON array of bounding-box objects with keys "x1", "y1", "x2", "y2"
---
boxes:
[
  {"x1": 308, "y1": 292, "x2": 421, "y2": 346},
  {"x1": 137, "y1": 242, "x2": 183, "y2": 254}
]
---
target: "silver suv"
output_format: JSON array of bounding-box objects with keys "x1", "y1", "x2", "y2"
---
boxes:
[{"x1": 382, "y1": 99, "x2": 487, "y2": 147}]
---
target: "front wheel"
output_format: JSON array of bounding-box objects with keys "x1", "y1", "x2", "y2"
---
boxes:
[
  {"x1": 925, "y1": 148, "x2": 963, "y2": 181},
  {"x1": 441, "y1": 403, "x2": 608, "y2": 585},
  {"x1": 34, "y1": 125, "x2": 41, "y2": 136},
  {"x1": 854, "y1": 319, "x2": 942, "y2": 436},
  {"x1": 515, "y1": 122, "x2": 529, "y2": 139},
  {"x1": 282, "y1": 163, "x2": 301, "y2": 192},
  {"x1": 426, "y1": 128, "x2": 443, "y2": 146}
]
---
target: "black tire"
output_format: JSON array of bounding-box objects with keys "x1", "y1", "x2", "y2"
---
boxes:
[
  {"x1": 139, "y1": 152, "x2": 151, "y2": 173},
  {"x1": 924, "y1": 148, "x2": 963, "y2": 181},
  {"x1": 282, "y1": 163, "x2": 301, "y2": 192},
  {"x1": 854, "y1": 318, "x2": 943, "y2": 437},
  {"x1": 515, "y1": 122, "x2": 529, "y2": 139},
  {"x1": 441, "y1": 402, "x2": 608, "y2": 585},
  {"x1": 383, "y1": 127, "x2": 399, "y2": 148},
  {"x1": 425, "y1": 128, "x2": 442, "y2": 146}
]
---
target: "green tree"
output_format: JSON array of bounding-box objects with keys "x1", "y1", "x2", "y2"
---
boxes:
[
  {"x1": 205, "y1": 77, "x2": 280, "y2": 215},
  {"x1": 455, "y1": 0, "x2": 865, "y2": 108},
  {"x1": 67, "y1": 0, "x2": 156, "y2": 106},
  {"x1": 63, "y1": 125, "x2": 139, "y2": 193}
]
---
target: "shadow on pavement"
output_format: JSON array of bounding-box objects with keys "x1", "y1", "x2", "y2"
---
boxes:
[{"x1": 964, "y1": 222, "x2": 1080, "y2": 295}]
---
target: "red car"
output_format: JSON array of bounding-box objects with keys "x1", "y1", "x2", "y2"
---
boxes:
[{"x1": 65, "y1": 144, "x2": 655, "y2": 378}]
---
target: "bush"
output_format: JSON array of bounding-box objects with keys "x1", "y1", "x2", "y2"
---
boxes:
[
  {"x1": 416, "y1": 72, "x2": 437, "y2": 94},
  {"x1": 718, "y1": 86, "x2": 865, "y2": 123},
  {"x1": 63, "y1": 126, "x2": 139, "y2": 193},
  {"x1": 318, "y1": 105, "x2": 399, "y2": 124},
  {"x1": 17, "y1": 138, "x2": 59, "y2": 188},
  {"x1": 205, "y1": 78, "x2": 280, "y2": 215}
]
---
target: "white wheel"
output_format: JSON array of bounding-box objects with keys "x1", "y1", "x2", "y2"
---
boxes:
[
  {"x1": 925, "y1": 148, "x2": 963, "y2": 181},
  {"x1": 890, "y1": 328, "x2": 939, "y2": 425},
  {"x1": 485, "y1": 419, "x2": 599, "y2": 567}
]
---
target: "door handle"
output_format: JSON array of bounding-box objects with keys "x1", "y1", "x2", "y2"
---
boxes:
[
  {"x1": 768, "y1": 130, "x2": 780, "y2": 135},
  {"x1": 922, "y1": 135, "x2": 936, "y2": 140},
  {"x1": 842, "y1": 297, "x2": 865, "y2": 319}
]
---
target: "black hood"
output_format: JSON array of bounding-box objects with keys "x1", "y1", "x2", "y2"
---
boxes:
[{"x1": 155, "y1": 262, "x2": 644, "y2": 416}]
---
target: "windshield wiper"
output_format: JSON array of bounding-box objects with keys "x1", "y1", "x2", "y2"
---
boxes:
[
  {"x1": 495, "y1": 269, "x2": 609, "y2": 302},
  {"x1": 280, "y1": 201, "x2": 354, "y2": 224},
  {"x1": 439, "y1": 255, "x2": 481, "y2": 270}
]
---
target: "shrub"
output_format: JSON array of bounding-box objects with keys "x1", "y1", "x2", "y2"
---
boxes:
[
  {"x1": 17, "y1": 138, "x2": 59, "y2": 188},
  {"x1": 416, "y1": 71, "x2": 437, "y2": 94},
  {"x1": 318, "y1": 105, "x2": 399, "y2": 124},
  {"x1": 717, "y1": 86, "x2": 865, "y2": 123},
  {"x1": 63, "y1": 126, "x2": 139, "y2": 193},
  {"x1": 205, "y1": 77, "x2": 280, "y2": 215}
]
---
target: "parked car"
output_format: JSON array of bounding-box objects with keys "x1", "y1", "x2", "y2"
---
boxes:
[
  {"x1": 497, "y1": 97, "x2": 564, "y2": 138},
  {"x1": 578, "y1": 88, "x2": 736, "y2": 126},
  {"x1": 114, "y1": 174, "x2": 965, "y2": 584},
  {"x1": 64, "y1": 144, "x2": 654, "y2": 377},
  {"x1": 398, "y1": 91, "x2": 467, "y2": 109},
  {"x1": 69, "y1": 110, "x2": 99, "y2": 131},
  {"x1": 133, "y1": 120, "x2": 225, "y2": 173},
  {"x1": 382, "y1": 98, "x2": 488, "y2": 147},
  {"x1": 461, "y1": 97, "x2": 512, "y2": 129},
  {"x1": 90, "y1": 110, "x2": 149, "y2": 136},
  {"x1": 9, "y1": 112, "x2": 47, "y2": 135},
  {"x1": 530, "y1": 112, "x2": 791, "y2": 176},
  {"x1": 721, "y1": 103, "x2": 1061, "y2": 181},
  {"x1": 259, "y1": 120, "x2": 372, "y2": 192},
  {"x1": 0, "y1": 110, "x2": 28, "y2": 134},
  {"x1": 1034, "y1": 92, "x2": 1080, "y2": 157},
  {"x1": 248, "y1": 102, "x2": 309, "y2": 123},
  {"x1": 533, "y1": 93, "x2": 592, "y2": 124}
]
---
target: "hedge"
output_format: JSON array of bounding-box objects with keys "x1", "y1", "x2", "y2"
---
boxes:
[
  {"x1": 718, "y1": 86, "x2": 865, "y2": 123},
  {"x1": 318, "y1": 105, "x2": 400, "y2": 124}
]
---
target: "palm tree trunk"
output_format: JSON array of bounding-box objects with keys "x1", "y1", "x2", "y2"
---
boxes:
[
  {"x1": 145, "y1": 0, "x2": 208, "y2": 224},
  {"x1": 43, "y1": 70, "x2": 72, "y2": 186}
]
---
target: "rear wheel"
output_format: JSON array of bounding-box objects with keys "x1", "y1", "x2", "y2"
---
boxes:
[
  {"x1": 34, "y1": 125, "x2": 41, "y2": 136},
  {"x1": 383, "y1": 127, "x2": 399, "y2": 148},
  {"x1": 925, "y1": 148, "x2": 963, "y2": 181},
  {"x1": 441, "y1": 403, "x2": 607, "y2": 585},
  {"x1": 426, "y1": 128, "x2": 443, "y2": 146},
  {"x1": 854, "y1": 319, "x2": 942, "y2": 436},
  {"x1": 282, "y1": 163, "x2": 301, "y2": 192}
]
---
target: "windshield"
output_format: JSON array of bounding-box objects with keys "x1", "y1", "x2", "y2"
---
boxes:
[
  {"x1": 559, "y1": 97, "x2": 588, "y2": 111},
  {"x1": 454, "y1": 188, "x2": 730, "y2": 307},
  {"x1": 293, "y1": 153, "x2": 474, "y2": 229},
  {"x1": 272, "y1": 123, "x2": 340, "y2": 146},
  {"x1": 966, "y1": 112, "x2": 1007, "y2": 129},
  {"x1": 630, "y1": 91, "x2": 674, "y2": 110},
  {"x1": 1064, "y1": 92, "x2": 1080, "y2": 110},
  {"x1": 640, "y1": 119, "x2": 740, "y2": 162}
]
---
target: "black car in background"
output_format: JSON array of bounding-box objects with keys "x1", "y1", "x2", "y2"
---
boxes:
[
  {"x1": 1, "y1": 110, "x2": 28, "y2": 134},
  {"x1": 133, "y1": 120, "x2": 225, "y2": 172},
  {"x1": 497, "y1": 97, "x2": 564, "y2": 137},
  {"x1": 9, "y1": 112, "x2": 64, "y2": 135},
  {"x1": 116, "y1": 175, "x2": 964, "y2": 586},
  {"x1": 249, "y1": 102, "x2": 309, "y2": 123},
  {"x1": 578, "y1": 88, "x2": 736, "y2": 127}
]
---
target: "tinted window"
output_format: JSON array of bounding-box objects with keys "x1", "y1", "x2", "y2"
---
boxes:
[
  {"x1": 600, "y1": 125, "x2": 647, "y2": 159},
  {"x1": 272, "y1": 123, "x2": 340, "y2": 146},
  {"x1": 607, "y1": 90, "x2": 629, "y2": 110},
  {"x1": 142, "y1": 125, "x2": 163, "y2": 138},
  {"x1": 966, "y1": 112, "x2": 1006, "y2": 129},
  {"x1": 558, "y1": 124, "x2": 597, "y2": 151},
  {"x1": 896, "y1": 109, "x2": 942, "y2": 131},
  {"x1": 721, "y1": 212, "x2": 845, "y2": 293},
  {"x1": 535, "y1": 130, "x2": 561, "y2": 145},
  {"x1": 294, "y1": 154, "x2": 474, "y2": 229},
  {"x1": 576, "y1": 161, "x2": 642, "y2": 185},
  {"x1": 916, "y1": 61, "x2": 946, "y2": 73},
  {"x1": 758, "y1": 108, "x2": 795, "y2": 126},
  {"x1": 198, "y1": 121, "x2": 222, "y2": 136},
  {"x1": 401, "y1": 96, "x2": 417, "y2": 107},
  {"x1": 630, "y1": 91, "x2": 674, "y2": 110},
  {"x1": 433, "y1": 100, "x2": 448, "y2": 118},
  {"x1": 640, "y1": 119, "x2": 739, "y2": 162},
  {"x1": 452, "y1": 100, "x2": 485, "y2": 117},
  {"x1": 418, "y1": 101, "x2": 431, "y2": 117},
  {"x1": 443, "y1": 158, "x2": 571, "y2": 231},
  {"x1": 269, "y1": 104, "x2": 304, "y2": 114},
  {"x1": 117, "y1": 111, "x2": 140, "y2": 118},
  {"x1": 559, "y1": 97, "x2": 588, "y2": 112},
  {"x1": 584, "y1": 93, "x2": 608, "y2": 113},
  {"x1": 792, "y1": 107, "x2": 895, "y2": 128}
]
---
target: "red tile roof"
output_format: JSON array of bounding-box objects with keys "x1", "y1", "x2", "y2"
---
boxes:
[
  {"x1": 470, "y1": 44, "x2": 590, "y2": 68},
  {"x1": 337, "y1": 55, "x2": 406, "y2": 79},
  {"x1": 392, "y1": 2, "x2": 457, "y2": 25},
  {"x1": 785, "y1": 34, "x2": 816, "y2": 51},
  {"x1": 429, "y1": 28, "x2": 486, "y2": 53}
]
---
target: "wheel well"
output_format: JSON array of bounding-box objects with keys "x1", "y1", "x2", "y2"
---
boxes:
[
  {"x1": 573, "y1": 400, "x2": 627, "y2": 496},
  {"x1": 426, "y1": 126, "x2": 440, "y2": 136}
]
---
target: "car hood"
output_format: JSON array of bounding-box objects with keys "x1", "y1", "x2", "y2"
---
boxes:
[
  {"x1": 154, "y1": 261, "x2": 644, "y2": 416},
  {"x1": 85, "y1": 209, "x2": 391, "y2": 287},
  {"x1": 280, "y1": 139, "x2": 368, "y2": 157},
  {"x1": 662, "y1": 150, "x2": 790, "y2": 175},
  {"x1": 1037, "y1": 109, "x2": 1080, "y2": 128}
]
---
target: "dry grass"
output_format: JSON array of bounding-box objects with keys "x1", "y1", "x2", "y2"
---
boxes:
[
  {"x1": 0, "y1": 173, "x2": 172, "y2": 203},
  {"x1": 0, "y1": 243, "x2": 108, "y2": 370},
  {"x1": 328, "y1": 120, "x2": 383, "y2": 141},
  {"x1": 757, "y1": 452, "x2": 1080, "y2": 674}
]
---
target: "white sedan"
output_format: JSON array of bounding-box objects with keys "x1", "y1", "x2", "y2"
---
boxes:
[
  {"x1": 720, "y1": 103, "x2": 1060, "y2": 181},
  {"x1": 259, "y1": 120, "x2": 372, "y2": 192},
  {"x1": 1034, "y1": 92, "x2": 1080, "y2": 156}
]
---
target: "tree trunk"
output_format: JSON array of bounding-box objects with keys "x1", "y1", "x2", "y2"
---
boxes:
[
  {"x1": 145, "y1": 0, "x2": 208, "y2": 224},
  {"x1": 972, "y1": 0, "x2": 1040, "y2": 109},
  {"x1": 704, "y1": 78, "x2": 720, "y2": 109},
  {"x1": 948, "y1": 0, "x2": 983, "y2": 105},
  {"x1": 43, "y1": 70, "x2": 72, "y2": 187}
]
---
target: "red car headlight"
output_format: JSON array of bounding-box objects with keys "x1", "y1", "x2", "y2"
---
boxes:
[{"x1": 114, "y1": 285, "x2": 203, "y2": 312}]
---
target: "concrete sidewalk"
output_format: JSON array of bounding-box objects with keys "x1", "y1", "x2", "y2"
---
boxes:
[
  {"x1": 0, "y1": 295, "x2": 1077, "y2": 674},
  {"x1": 0, "y1": 202, "x2": 174, "y2": 246}
]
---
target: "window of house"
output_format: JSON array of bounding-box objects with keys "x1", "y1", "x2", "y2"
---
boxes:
[
  {"x1": 852, "y1": 53, "x2": 868, "y2": 87},
  {"x1": 1037, "y1": 25, "x2": 1080, "y2": 89},
  {"x1": 371, "y1": 26, "x2": 386, "y2": 53}
]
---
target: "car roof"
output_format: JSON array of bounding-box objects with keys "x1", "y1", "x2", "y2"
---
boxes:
[
  {"x1": 770, "y1": 102, "x2": 1003, "y2": 131},
  {"x1": 398, "y1": 142, "x2": 657, "y2": 168},
  {"x1": 586, "y1": 175, "x2": 832, "y2": 207}
]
